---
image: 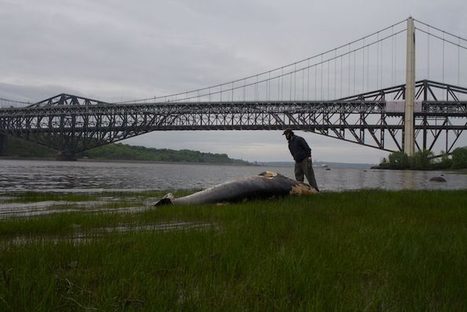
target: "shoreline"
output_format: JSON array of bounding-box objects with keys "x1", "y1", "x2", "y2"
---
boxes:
[
  {"x1": 0, "y1": 156, "x2": 256, "y2": 166},
  {"x1": 370, "y1": 165, "x2": 467, "y2": 173},
  {"x1": 0, "y1": 156, "x2": 378, "y2": 169}
]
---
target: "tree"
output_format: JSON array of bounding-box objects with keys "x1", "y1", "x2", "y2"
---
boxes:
[
  {"x1": 432, "y1": 151, "x2": 452, "y2": 170},
  {"x1": 411, "y1": 150, "x2": 433, "y2": 169},
  {"x1": 388, "y1": 151, "x2": 410, "y2": 169},
  {"x1": 451, "y1": 147, "x2": 467, "y2": 169}
]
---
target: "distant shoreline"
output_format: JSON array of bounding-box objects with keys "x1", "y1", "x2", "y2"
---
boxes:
[
  {"x1": 0, "y1": 156, "x2": 257, "y2": 166},
  {"x1": 0, "y1": 156, "x2": 379, "y2": 169}
]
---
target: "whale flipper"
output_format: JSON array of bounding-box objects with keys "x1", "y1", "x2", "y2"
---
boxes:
[{"x1": 154, "y1": 193, "x2": 175, "y2": 206}]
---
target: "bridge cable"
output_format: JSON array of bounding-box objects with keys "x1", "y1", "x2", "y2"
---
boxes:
[
  {"x1": 326, "y1": 55, "x2": 331, "y2": 100},
  {"x1": 376, "y1": 32, "x2": 380, "y2": 90},
  {"x1": 458, "y1": 37, "x2": 461, "y2": 85},
  {"x1": 131, "y1": 27, "x2": 405, "y2": 104},
  {"x1": 391, "y1": 26, "x2": 394, "y2": 86},
  {"x1": 363, "y1": 40, "x2": 367, "y2": 92},
  {"x1": 0, "y1": 97, "x2": 32, "y2": 106},
  {"x1": 415, "y1": 19, "x2": 467, "y2": 43},
  {"x1": 348, "y1": 45, "x2": 351, "y2": 98},
  {"x1": 380, "y1": 32, "x2": 384, "y2": 89},
  {"x1": 176, "y1": 29, "x2": 407, "y2": 103},
  {"x1": 213, "y1": 30, "x2": 405, "y2": 99},
  {"x1": 116, "y1": 19, "x2": 408, "y2": 104},
  {"x1": 353, "y1": 46, "x2": 356, "y2": 95},
  {"x1": 443, "y1": 32, "x2": 445, "y2": 83},
  {"x1": 416, "y1": 28, "x2": 467, "y2": 50},
  {"x1": 335, "y1": 49, "x2": 338, "y2": 99},
  {"x1": 427, "y1": 26, "x2": 430, "y2": 80}
]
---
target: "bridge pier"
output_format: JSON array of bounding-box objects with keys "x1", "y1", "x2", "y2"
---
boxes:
[
  {"x1": 56, "y1": 150, "x2": 77, "y2": 161},
  {"x1": 0, "y1": 134, "x2": 7, "y2": 155}
]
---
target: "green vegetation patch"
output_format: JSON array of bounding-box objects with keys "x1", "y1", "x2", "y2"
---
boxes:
[
  {"x1": 1, "y1": 190, "x2": 466, "y2": 310},
  {"x1": 377, "y1": 147, "x2": 467, "y2": 170}
]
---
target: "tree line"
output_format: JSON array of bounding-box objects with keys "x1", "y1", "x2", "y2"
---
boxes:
[
  {"x1": 375, "y1": 147, "x2": 467, "y2": 170},
  {"x1": 81, "y1": 143, "x2": 247, "y2": 164},
  {"x1": 0, "y1": 136, "x2": 248, "y2": 164}
]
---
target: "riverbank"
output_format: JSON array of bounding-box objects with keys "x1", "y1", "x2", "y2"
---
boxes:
[
  {"x1": 0, "y1": 156, "x2": 254, "y2": 167},
  {"x1": 1, "y1": 189, "x2": 466, "y2": 310}
]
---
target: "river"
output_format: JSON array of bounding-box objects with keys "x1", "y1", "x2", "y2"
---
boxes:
[{"x1": 0, "y1": 159, "x2": 466, "y2": 193}]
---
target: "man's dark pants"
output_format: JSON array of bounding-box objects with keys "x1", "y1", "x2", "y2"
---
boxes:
[{"x1": 294, "y1": 157, "x2": 319, "y2": 191}]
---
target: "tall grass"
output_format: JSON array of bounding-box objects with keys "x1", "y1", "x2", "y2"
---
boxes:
[{"x1": 1, "y1": 190, "x2": 466, "y2": 311}]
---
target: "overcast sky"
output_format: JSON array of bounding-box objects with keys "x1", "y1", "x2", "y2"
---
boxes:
[{"x1": 1, "y1": 0, "x2": 466, "y2": 163}]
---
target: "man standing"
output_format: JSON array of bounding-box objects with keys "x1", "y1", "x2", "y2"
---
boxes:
[{"x1": 283, "y1": 129, "x2": 319, "y2": 192}]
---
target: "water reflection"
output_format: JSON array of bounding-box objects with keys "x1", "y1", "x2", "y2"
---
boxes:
[{"x1": 2, "y1": 222, "x2": 217, "y2": 247}]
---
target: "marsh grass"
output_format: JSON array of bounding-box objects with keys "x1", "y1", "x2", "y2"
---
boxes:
[{"x1": 0, "y1": 190, "x2": 466, "y2": 311}]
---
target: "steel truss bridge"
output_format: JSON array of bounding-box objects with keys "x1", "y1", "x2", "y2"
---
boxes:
[{"x1": 0, "y1": 80, "x2": 466, "y2": 159}]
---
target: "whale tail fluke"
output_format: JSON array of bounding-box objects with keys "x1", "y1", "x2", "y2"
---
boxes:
[{"x1": 154, "y1": 193, "x2": 175, "y2": 206}]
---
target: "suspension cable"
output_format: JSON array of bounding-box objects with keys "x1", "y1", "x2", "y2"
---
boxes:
[
  {"x1": 160, "y1": 29, "x2": 406, "y2": 103},
  {"x1": 414, "y1": 19, "x2": 467, "y2": 43},
  {"x1": 0, "y1": 97, "x2": 32, "y2": 106},
  {"x1": 116, "y1": 19, "x2": 408, "y2": 103},
  {"x1": 416, "y1": 28, "x2": 467, "y2": 50}
]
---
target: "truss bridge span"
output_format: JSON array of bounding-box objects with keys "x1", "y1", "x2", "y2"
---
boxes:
[{"x1": 0, "y1": 80, "x2": 466, "y2": 160}]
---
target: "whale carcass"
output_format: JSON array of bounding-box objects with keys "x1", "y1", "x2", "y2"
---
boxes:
[{"x1": 154, "y1": 171, "x2": 318, "y2": 206}]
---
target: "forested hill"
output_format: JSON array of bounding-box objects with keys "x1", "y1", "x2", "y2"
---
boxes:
[
  {"x1": 0, "y1": 136, "x2": 249, "y2": 164},
  {"x1": 81, "y1": 143, "x2": 249, "y2": 164}
]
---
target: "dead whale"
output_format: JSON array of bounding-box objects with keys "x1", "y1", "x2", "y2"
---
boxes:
[{"x1": 154, "y1": 171, "x2": 317, "y2": 206}]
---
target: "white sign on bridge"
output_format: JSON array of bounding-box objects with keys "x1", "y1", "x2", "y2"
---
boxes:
[{"x1": 386, "y1": 100, "x2": 422, "y2": 113}]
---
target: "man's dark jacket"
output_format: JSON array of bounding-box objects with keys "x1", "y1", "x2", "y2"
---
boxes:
[{"x1": 288, "y1": 135, "x2": 311, "y2": 162}]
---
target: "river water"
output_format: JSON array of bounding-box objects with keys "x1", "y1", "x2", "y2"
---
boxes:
[{"x1": 0, "y1": 159, "x2": 466, "y2": 193}]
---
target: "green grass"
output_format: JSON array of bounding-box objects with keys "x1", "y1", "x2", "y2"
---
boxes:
[{"x1": 1, "y1": 190, "x2": 466, "y2": 311}]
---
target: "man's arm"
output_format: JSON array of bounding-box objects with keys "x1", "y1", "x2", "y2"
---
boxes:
[{"x1": 298, "y1": 137, "x2": 311, "y2": 155}]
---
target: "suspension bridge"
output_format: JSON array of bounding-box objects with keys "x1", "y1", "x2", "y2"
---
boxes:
[{"x1": 0, "y1": 17, "x2": 466, "y2": 160}]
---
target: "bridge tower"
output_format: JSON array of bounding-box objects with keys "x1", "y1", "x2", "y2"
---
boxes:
[{"x1": 404, "y1": 16, "x2": 416, "y2": 156}]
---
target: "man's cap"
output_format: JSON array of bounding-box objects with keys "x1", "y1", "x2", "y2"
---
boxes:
[{"x1": 282, "y1": 129, "x2": 294, "y2": 135}]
